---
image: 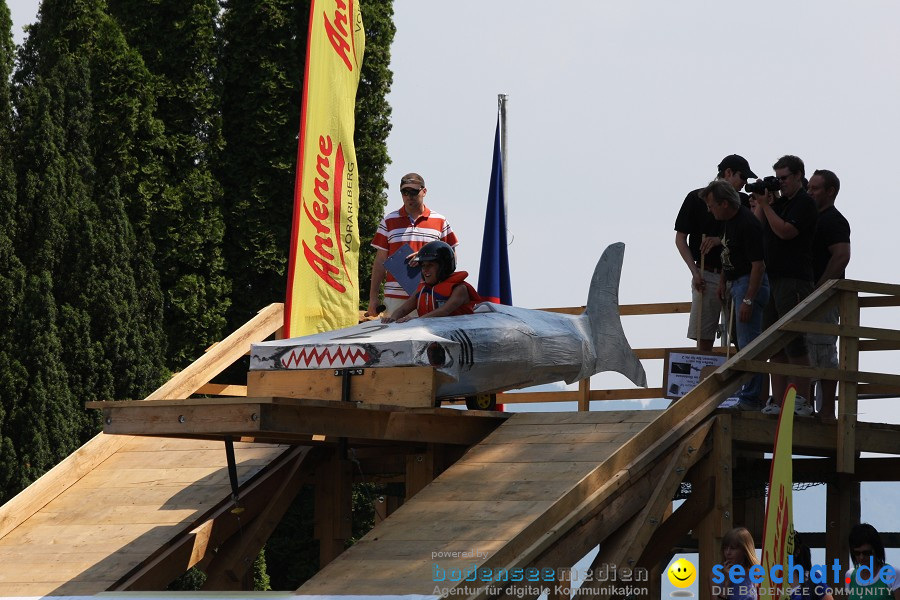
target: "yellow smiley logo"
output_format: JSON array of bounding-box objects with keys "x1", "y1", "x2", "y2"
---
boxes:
[{"x1": 667, "y1": 557, "x2": 697, "y2": 588}]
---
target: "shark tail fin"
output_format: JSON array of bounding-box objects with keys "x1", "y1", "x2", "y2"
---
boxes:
[{"x1": 582, "y1": 242, "x2": 648, "y2": 388}]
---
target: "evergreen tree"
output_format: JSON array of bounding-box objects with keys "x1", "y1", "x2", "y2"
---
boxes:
[
  {"x1": 0, "y1": 0, "x2": 29, "y2": 503},
  {"x1": 354, "y1": 0, "x2": 394, "y2": 300},
  {"x1": 219, "y1": 0, "x2": 307, "y2": 329},
  {"x1": 12, "y1": 51, "x2": 106, "y2": 467},
  {"x1": 14, "y1": 0, "x2": 167, "y2": 402},
  {"x1": 3, "y1": 0, "x2": 170, "y2": 498},
  {"x1": 108, "y1": 0, "x2": 230, "y2": 368}
]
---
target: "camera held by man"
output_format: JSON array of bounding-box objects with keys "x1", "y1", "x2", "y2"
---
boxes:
[{"x1": 745, "y1": 176, "x2": 782, "y2": 194}]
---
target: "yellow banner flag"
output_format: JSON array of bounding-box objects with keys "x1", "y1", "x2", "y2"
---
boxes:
[
  {"x1": 284, "y1": 0, "x2": 365, "y2": 337},
  {"x1": 760, "y1": 384, "x2": 797, "y2": 600}
]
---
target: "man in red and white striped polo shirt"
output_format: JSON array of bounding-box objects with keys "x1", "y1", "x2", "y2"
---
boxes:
[{"x1": 366, "y1": 172, "x2": 459, "y2": 317}]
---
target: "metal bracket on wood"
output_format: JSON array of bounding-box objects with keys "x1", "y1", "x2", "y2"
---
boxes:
[
  {"x1": 332, "y1": 369, "x2": 363, "y2": 459},
  {"x1": 333, "y1": 368, "x2": 364, "y2": 403}
]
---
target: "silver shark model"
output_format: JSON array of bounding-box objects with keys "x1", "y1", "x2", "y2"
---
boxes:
[{"x1": 250, "y1": 243, "x2": 647, "y2": 398}]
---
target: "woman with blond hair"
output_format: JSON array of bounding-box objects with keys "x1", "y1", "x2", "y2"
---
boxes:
[{"x1": 715, "y1": 527, "x2": 759, "y2": 600}]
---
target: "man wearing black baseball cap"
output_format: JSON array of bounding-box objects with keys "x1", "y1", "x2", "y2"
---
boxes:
[
  {"x1": 718, "y1": 154, "x2": 758, "y2": 181},
  {"x1": 674, "y1": 154, "x2": 757, "y2": 350}
]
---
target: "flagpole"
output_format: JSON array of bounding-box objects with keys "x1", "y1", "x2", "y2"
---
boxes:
[{"x1": 498, "y1": 93, "x2": 508, "y2": 217}]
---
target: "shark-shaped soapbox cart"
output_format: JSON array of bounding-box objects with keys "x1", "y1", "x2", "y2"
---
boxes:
[{"x1": 250, "y1": 243, "x2": 647, "y2": 408}]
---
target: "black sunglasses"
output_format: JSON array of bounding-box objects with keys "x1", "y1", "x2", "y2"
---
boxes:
[{"x1": 401, "y1": 187, "x2": 422, "y2": 196}]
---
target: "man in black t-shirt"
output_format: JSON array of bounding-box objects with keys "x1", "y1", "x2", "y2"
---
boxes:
[
  {"x1": 675, "y1": 154, "x2": 756, "y2": 350},
  {"x1": 700, "y1": 179, "x2": 769, "y2": 410},
  {"x1": 806, "y1": 169, "x2": 851, "y2": 421},
  {"x1": 754, "y1": 155, "x2": 818, "y2": 416}
]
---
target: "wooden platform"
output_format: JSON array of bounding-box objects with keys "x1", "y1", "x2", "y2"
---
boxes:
[
  {"x1": 297, "y1": 410, "x2": 662, "y2": 595},
  {"x1": 86, "y1": 396, "x2": 508, "y2": 446},
  {"x1": 0, "y1": 435, "x2": 291, "y2": 596}
]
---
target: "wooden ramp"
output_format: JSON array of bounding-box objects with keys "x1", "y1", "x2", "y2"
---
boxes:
[
  {"x1": 0, "y1": 303, "x2": 308, "y2": 595},
  {"x1": 298, "y1": 409, "x2": 675, "y2": 596},
  {"x1": 0, "y1": 434, "x2": 306, "y2": 595}
]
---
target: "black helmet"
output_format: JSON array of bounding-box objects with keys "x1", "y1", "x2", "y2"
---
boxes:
[{"x1": 416, "y1": 240, "x2": 455, "y2": 281}]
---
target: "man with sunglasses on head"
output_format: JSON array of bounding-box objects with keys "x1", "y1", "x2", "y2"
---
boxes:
[
  {"x1": 366, "y1": 173, "x2": 459, "y2": 318},
  {"x1": 754, "y1": 155, "x2": 818, "y2": 417},
  {"x1": 675, "y1": 154, "x2": 756, "y2": 351}
]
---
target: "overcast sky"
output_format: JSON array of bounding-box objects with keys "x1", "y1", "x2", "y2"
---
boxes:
[{"x1": 7, "y1": 0, "x2": 900, "y2": 592}]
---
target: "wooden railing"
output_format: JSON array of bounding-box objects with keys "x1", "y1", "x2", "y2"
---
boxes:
[
  {"x1": 498, "y1": 300, "x2": 705, "y2": 409},
  {"x1": 499, "y1": 281, "x2": 900, "y2": 427}
]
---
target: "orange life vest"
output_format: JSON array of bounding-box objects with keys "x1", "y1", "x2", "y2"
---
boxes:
[{"x1": 415, "y1": 271, "x2": 480, "y2": 316}]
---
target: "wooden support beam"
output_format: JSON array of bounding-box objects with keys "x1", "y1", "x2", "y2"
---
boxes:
[
  {"x1": 578, "y1": 378, "x2": 590, "y2": 412},
  {"x1": 729, "y1": 360, "x2": 900, "y2": 388},
  {"x1": 858, "y1": 340, "x2": 900, "y2": 352},
  {"x1": 826, "y1": 475, "x2": 860, "y2": 573},
  {"x1": 695, "y1": 416, "x2": 733, "y2": 600},
  {"x1": 374, "y1": 493, "x2": 402, "y2": 525},
  {"x1": 732, "y1": 457, "x2": 900, "y2": 483},
  {"x1": 581, "y1": 420, "x2": 714, "y2": 599},
  {"x1": 835, "y1": 279, "x2": 900, "y2": 296},
  {"x1": 858, "y1": 382, "x2": 900, "y2": 396},
  {"x1": 89, "y1": 397, "x2": 506, "y2": 446},
  {"x1": 314, "y1": 451, "x2": 353, "y2": 568},
  {"x1": 638, "y1": 477, "x2": 714, "y2": 570},
  {"x1": 781, "y1": 321, "x2": 900, "y2": 343},
  {"x1": 497, "y1": 387, "x2": 664, "y2": 404},
  {"x1": 858, "y1": 295, "x2": 900, "y2": 308},
  {"x1": 728, "y1": 412, "x2": 900, "y2": 456},
  {"x1": 405, "y1": 445, "x2": 458, "y2": 500},
  {"x1": 730, "y1": 449, "x2": 765, "y2": 543},
  {"x1": 145, "y1": 303, "x2": 283, "y2": 401},
  {"x1": 200, "y1": 447, "x2": 313, "y2": 590},
  {"x1": 838, "y1": 291, "x2": 860, "y2": 474},
  {"x1": 195, "y1": 383, "x2": 247, "y2": 396}
]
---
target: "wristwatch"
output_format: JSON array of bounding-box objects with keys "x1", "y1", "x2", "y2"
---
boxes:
[{"x1": 742, "y1": 297, "x2": 754, "y2": 306}]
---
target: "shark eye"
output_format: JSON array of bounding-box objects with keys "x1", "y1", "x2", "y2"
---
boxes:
[{"x1": 426, "y1": 343, "x2": 447, "y2": 367}]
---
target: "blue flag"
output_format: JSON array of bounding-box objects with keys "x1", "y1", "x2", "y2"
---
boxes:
[{"x1": 477, "y1": 120, "x2": 513, "y2": 305}]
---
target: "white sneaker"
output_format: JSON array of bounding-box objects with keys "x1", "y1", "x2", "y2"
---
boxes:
[
  {"x1": 761, "y1": 401, "x2": 781, "y2": 415},
  {"x1": 794, "y1": 396, "x2": 814, "y2": 417},
  {"x1": 720, "y1": 397, "x2": 762, "y2": 411}
]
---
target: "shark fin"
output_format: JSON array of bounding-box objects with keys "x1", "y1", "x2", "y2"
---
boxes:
[{"x1": 582, "y1": 243, "x2": 648, "y2": 388}]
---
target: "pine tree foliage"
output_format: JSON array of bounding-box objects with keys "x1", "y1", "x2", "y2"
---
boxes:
[
  {"x1": 219, "y1": 0, "x2": 307, "y2": 329},
  {"x1": 11, "y1": 55, "x2": 93, "y2": 486},
  {"x1": 15, "y1": 0, "x2": 167, "y2": 400},
  {"x1": 0, "y1": 0, "x2": 29, "y2": 503},
  {"x1": 1, "y1": 0, "x2": 170, "y2": 500},
  {"x1": 354, "y1": 0, "x2": 394, "y2": 300},
  {"x1": 108, "y1": 0, "x2": 230, "y2": 368},
  {"x1": 8, "y1": 271, "x2": 78, "y2": 494}
]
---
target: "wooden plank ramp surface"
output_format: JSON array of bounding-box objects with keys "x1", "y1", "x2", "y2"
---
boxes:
[
  {"x1": 297, "y1": 409, "x2": 662, "y2": 596},
  {"x1": 0, "y1": 434, "x2": 290, "y2": 596}
]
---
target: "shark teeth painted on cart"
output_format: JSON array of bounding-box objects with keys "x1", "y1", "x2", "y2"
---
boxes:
[{"x1": 280, "y1": 346, "x2": 370, "y2": 368}]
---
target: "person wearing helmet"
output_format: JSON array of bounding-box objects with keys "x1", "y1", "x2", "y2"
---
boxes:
[
  {"x1": 367, "y1": 172, "x2": 460, "y2": 318},
  {"x1": 382, "y1": 241, "x2": 480, "y2": 323}
]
